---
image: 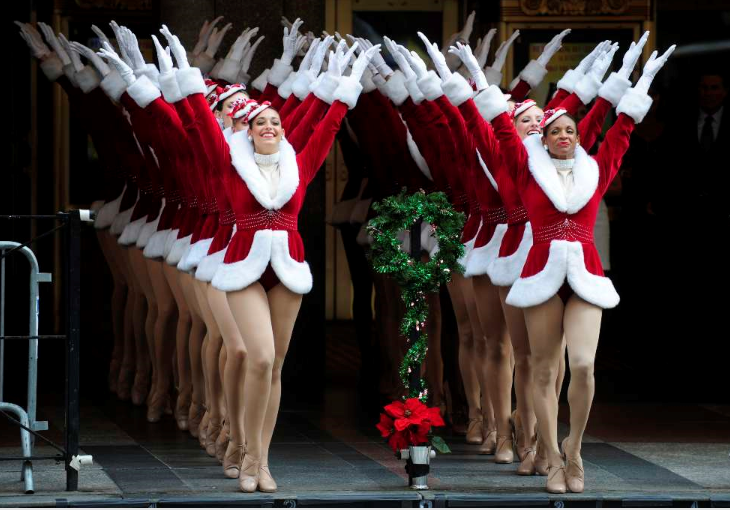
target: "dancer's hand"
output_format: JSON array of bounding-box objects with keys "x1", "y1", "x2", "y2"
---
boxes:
[
  {"x1": 491, "y1": 30, "x2": 520, "y2": 72},
  {"x1": 575, "y1": 40, "x2": 611, "y2": 75},
  {"x1": 192, "y1": 16, "x2": 223, "y2": 55},
  {"x1": 241, "y1": 36, "x2": 265, "y2": 74},
  {"x1": 91, "y1": 24, "x2": 112, "y2": 49},
  {"x1": 618, "y1": 31, "x2": 649, "y2": 79},
  {"x1": 635, "y1": 44, "x2": 675, "y2": 94},
  {"x1": 537, "y1": 29, "x2": 571, "y2": 68},
  {"x1": 109, "y1": 21, "x2": 134, "y2": 66},
  {"x1": 15, "y1": 22, "x2": 51, "y2": 59},
  {"x1": 474, "y1": 28, "x2": 497, "y2": 69},
  {"x1": 401, "y1": 48, "x2": 428, "y2": 80},
  {"x1": 97, "y1": 41, "x2": 136, "y2": 85},
  {"x1": 151, "y1": 35, "x2": 173, "y2": 74},
  {"x1": 160, "y1": 25, "x2": 190, "y2": 70},
  {"x1": 117, "y1": 26, "x2": 147, "y2": 71},
  {"x1": 38, "y1": 22, "x2": 71, "y2": 65},
  {"x1": 204, "y1": 22, "x2": 233, "y2": 58},
  {"x1": 281, "y1": 17, "x2": 305, "y2": 65},
  {"x1": 449, "y1": 42, "x2": 488, "y2": 89},
  {"x1": 350, "y1": 44, "x2": 381, "y2": 83},
  {"x1": 69, "y1": 41, "x2": 111, "y2": 76},
  {"x1": 310, "y1": 34, "x2": 334, "y2": 74},
  {"x1": 384, "y1": 36, "x2": 414, "y2": 80},
  {"x1": 417, "y1": 31, "x2": 450, "y2": 81},
  {"x1": 587, "y1": 42, "x2": 619, "y2": 83}
]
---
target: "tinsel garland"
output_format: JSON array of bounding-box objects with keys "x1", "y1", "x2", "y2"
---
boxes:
[{"x1": 367, "y1": 189, "x2": 465, "y2": 401}]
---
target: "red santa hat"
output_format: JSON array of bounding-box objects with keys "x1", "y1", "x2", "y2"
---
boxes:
[
  {"x1": 510, "y1": 99, "x2": 537, "y2": 120},
  {"x1": 229, "y1": 99, "x2": 272, "y2": 124},
  {"x1": 539, "y1": 107, "x2": 568, "y2": 129},
  {"x1": 218, "y1": 83, "x2": 247, "y2": 104},
  {"x1": 204, "y1": 78, "x2": 219, "y2": 97}
]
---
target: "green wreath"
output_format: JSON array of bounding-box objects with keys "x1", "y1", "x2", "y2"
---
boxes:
[{"x1": 367, "y1": 189, "x2": 466, "y2": 401}]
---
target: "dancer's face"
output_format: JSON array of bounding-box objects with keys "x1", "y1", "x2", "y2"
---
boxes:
[
  {"x1": 232, "y1": 117, "x2": 248, "y2": 133},
  {"x1": 249, "y1": 109, "x2": 284, "y2": 155},
  {"x1": 514, "y1": 106, "x2": 544, "y2": 140},
  {"x1": 543, "y1": 116, "x2": 579, "y2": 160},
  {"x1": 216, "y1": 92, "x2": 248, "y2": 128}
]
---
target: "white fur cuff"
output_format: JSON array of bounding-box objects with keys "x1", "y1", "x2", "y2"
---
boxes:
[
  {"x1": 292, "y1": 70, "x2": 315, "y2": 100},
  {"x1": 76, "y1": 65, "x2": 101, "y2": 93},
  {"x1": 417, "y1": 71, "x2": 443, "y2": 101},
  {"x1": 404, "y1": 76, "x2": 425, "y2": 104},
  {"x1": 143, "y1": 228, "x2": 170, "y2": 259},
  {"x1": 616, "y1": 87, "x2": 653, "y2": 124},
  {"x1": 251, "y1": 69, "x2": 270, "y2": 92},
  {"x1": 361, "y1": 68, "x2": 377, "y2": 94},
  {"x1": 63, "y1": 64, "x2": 79, "y2": 87},
  {"x1": 100, "y1": 70, "x2": 127, "y2": 102},
  {"x1": 312, "y1": 73, "x2": 339, "y2": 104},
  {"x1": 39, "y1": 55, "x2": 64, "y2": 81},
  {"x1": 441, "y1": 72, "x2": 473, "y2": 107},
  {"x1": 236, "y1": 69, "x2": 251, "y2": 86},
  {"x1": 278, "y1": 71, "x2": 298, "y2": 99},
  {"x1": 216, "y1": 57, "x2": 241, "y2": 85},
  {"x1": 473, "y1": 84, "x2": 509, "y2": 122},
  {"x1": 268, "y1": 59, "x2": 293, "y2": 87},
  {"x1": 334, "y1": 76, "x2": 364, "y2": 110},
  {"x1": 598, "y1": 72, "x2": 632, "y2": 107},
  {"x1": 484, "y1": 66, "x2": 503, "y2": 87},
  {"x1": 166, "y1": 234, "x2": 192, "y2": 266},
  {"x1": 159, "y1": 71, "x2": 183, "y2": 103},
  {"x1": 177, "y1": 66, "x2": 207, "y2": 97},
  {"x1": 126, "y1": 75, "x2": 161, "y2": 108},
  {"x1": 379, "y1": 70, "x2": 408, "y2": 106},
  {"x1": 193, "y1": 52, "x2": 217, "y2": 75},
  {"x1": 519, "y1": 60, "x2": 547, "y2": 89},
  {"x1": 574, "y1": 73, "x2": 602, "y2": 105},
  {"x1": 134, "y1": 63, "x2": 160, "y2": 87},
  {"x1": 556, "y1": 68, "x2": 582, "y2": 94}
]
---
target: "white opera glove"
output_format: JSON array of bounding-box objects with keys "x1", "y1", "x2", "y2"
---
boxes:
[
  {"x1": 444, "y1": 10, "x2": 475, "y2": 71},
  {"x1": 230, "y1": 27, "x2": 259, "y2": 62},
  {"x1": 298, "y1": 38, "x2": 320, "y2": 72},
  {"x1": 354, "y1": 36, "x2": 392, "y2": 77},
  {"x1": 575, "y1": 40, "x2": 611, "y2": 75},
  {"x1": 401, "y1": 48, "x2": 428, "y2": 81},
  {"x1": 15, "y1": 22, "x2": 51, "y2": 59},
  {"x1": 325, "y1": 50, "x2": 343, "y2": 79},
  {"x1": 62, "y1": 35, "x2": 88, "y2": 72},
  {"x1": 449, "y1": 42, "x2": 487, "y2": 90},
  {"x1": 152, "y1": 35, "x2": 174, "y2": 75},
  {"x1": 574, "y1": 43, "x2": 618, "y2": 104},
  {"x1": 109, "y1": 21, "x2": 134, "y2": 67},
  {"x1": 311, "y1": 35, "x2": 334, "y2": 74},
  {"x1": 589, "y1": 43, "x2": 619, "y2": 82},
  {"x1": 160, "y1": 25, "x2": 190, "y2": 70},
  {"x1": 417, "y1": 31, "x2": 451, "y2": 81},
  {"x1": 241, "y1": 36, "x2": 264, "y2": 74},
  {"x1": 119, "y1": 27, "x2": 149, "y2": 74},
  {"x1": 537, "y1": 29, "x2": 571, "y2": 67},
  {"x1": 91, "y1": 24, "x2": 112, "y2": 49},
  {"x1": 281, "y1": 18, "x2": 305, "y2": 65},
  {"x1": 490, "y1": 30, "x2": 520, "y2": 73},
  {"x1": 336, "y1": 40, "x2": 358, "y2": 72},
  {"x1": 204, "y1": 22, "x2": 233, "y2": 59},
  {"x1": 97, "y1": 41, "x2": 136, "y2": 86},
  {"x1": 192, "y1": 16, "x2": 223, "y2": 55},
  {"x1": 350, "y1": 44, "x2": 381, "y2": 83},
  {"x1": 69, "y1": 41, "x2": 111, "y2": 77},
  {"x1": 474, "y1": 28, "x2": 497, "y2": 69},
  {"x1": 38, "y1": 22, "x2": 71, "y2": 66},
  {"x1": 384, "y1": 37, "x2": 415, "y2": 81},
  {"x1": 635, "y1": 45, "x2": 675, "y2": 94},
  {"x1": 618, "y1": 31, "x2": 649, "y2": 80}
]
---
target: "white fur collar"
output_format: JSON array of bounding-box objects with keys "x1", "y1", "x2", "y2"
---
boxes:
[
  {"x1": 523, "y1": 135, "x2": 598, "y2": 214},
  {"x1": 228, "y1": 131, "x2": 299, "y2": 210}
]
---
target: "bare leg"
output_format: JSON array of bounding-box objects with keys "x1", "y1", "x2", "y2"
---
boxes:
[
  {"x1": 180, "y1": 272, "x2": 207, "y2": 428},
  {"x1": 117, "y1": 247, "x2": 140, "y2": 401},
  {"x1": 557, "y1": 336, "x2": 567, "y2": 399},
  {"x1": 128, "y1": 247, "x2": 156, "y2": 405}
]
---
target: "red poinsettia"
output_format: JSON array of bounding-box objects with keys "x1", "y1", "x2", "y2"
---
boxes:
[{"x1": 377, "y1": 398, "x2": 445, "y2": 453}]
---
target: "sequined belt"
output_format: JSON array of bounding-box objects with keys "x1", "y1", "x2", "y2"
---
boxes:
[
  {"x1": 153, "y1": 185, "x2": 166, "y2": 199},
  {"x1": 506, "y1": 206, "x2": 529, "y2": 225},
  {"x1": 201, "y1": 197, "x2": 217, "y2": 214},
  {"x1": 236, "y1": 209, "x2": 298, "y2": 231},
  {"x1": 219, "y1": 208, "x2": 236, "y2": 226},
  {"x1": 532, "y1": 218, "x2": 593, "y2": 245},
  {"x1": 481, "y1": 207, "x2": 508, "y2": 225},
  {"x1": 166, "y1": 189, "x2": 182, "y2": 204}
]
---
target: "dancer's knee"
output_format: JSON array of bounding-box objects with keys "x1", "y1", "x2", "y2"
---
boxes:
[
  {"x1": 532, "y1": 361, "x2": 558, "y2": 389},
  {"x1": 568, "y1": 358, "x2": 594, "y2": 383}
]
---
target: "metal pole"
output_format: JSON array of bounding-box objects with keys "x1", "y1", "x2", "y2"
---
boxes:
[
  {"x1": 64, "y1": 211, "x2": 81, "y2": 491},
  {"x1": 1, "y1": 249, "x2": 5, "y2": 402},
  {"x1": 408, "y1": 218, "x2": 422, "y2": 395}
]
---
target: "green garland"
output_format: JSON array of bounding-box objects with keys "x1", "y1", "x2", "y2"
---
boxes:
[{"x1": 367, "y1": 189, "x2": 465, "y2": 401}]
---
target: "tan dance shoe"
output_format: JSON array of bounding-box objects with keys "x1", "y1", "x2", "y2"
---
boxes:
[
  {"x1": 562, "y1": 437, "x2": 585, "y2": 493},
  {"x1": 478, "y1": 428, "x2": 497, "y2": 455},
  {"x1": 116, "y1": 366, "x2": 134, "y2": 401},
  {"x1": 187, "y1": 403, "x2": 205, "y2": 439},
  {"x1": 534, "y1": 432, "x2": 549, "y2": 475},
  {"x1": 516, "y1": 433, "x2": 538, "y2": 475},
  {"x1": 258, "y1": 465, "x2": 277, "y2": 493},
  {"x1": 223, "y1": 442, "x2": 244, "y2": 479},
  {"x1": 205, "y1": 421, "x2": 222, "y2": 457},
  {"x1": 146, "y1": 392, "x2": 170, "y2": 423},
  {"x1": 198, "y1": 410, "x2": 210, "y2": 446},
  {"x1": 494, "y1": 434, "x2": 515, "y2": 464},
  {"x1": 465, "y1": 413, "x2": 484, "y2": 444},
  {"x1": 174, "y1": 394, "x2": 191, "y2": 431},
  {"x1": 215, "y1": 420, "x2": 230, "y2": 464},
  {"x1": 546, "y1": 464, "x2": 567, "y2": 494},
  {"x1": 131, "y1": 371, "x2": 150, "y2": 406},
  {"x1": 239, "y1": 454, "x2": 260, "y2": 493}
]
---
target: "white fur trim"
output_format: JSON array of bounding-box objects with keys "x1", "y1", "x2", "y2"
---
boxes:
[
  {"x1": 94, "y1": 188, "x2": 124, "y2": 229},
  {"x1": 441, "y1": 72, "x2": 473, "y2": 107},
  {"x1": 269, "y1": 230, "x2": 313, "y2": 294},
  {"x1": 574, "y1": 73, "x2": 602, "y2": 105},
  {"x1": 404, "y1": 76, "x2": 425, "y2": 104},
  {"x1": 110, "y1": 204, "x2": 135, "y2": 236},
  {"x1": 251, "y1": 69, "x2": 270, "y2": 93},
  {"x1": 278, "y1": 71, "x2": 298, "y2": 99},
  {"x1": 229, "y1": 131, "x2": 299, "y2": 210},
  {"x1": 63, "y1": 64, "x2": 79, "y2": 87},
  {"x1": 193, "y1": 52, "x2": 217, "y2": 75},
  {"x1": 401, "y1": 116, "x2": 431, "y2": 180},
  {"x1": 39, "y1": 55, "x2": 64, "y2": 81},
  {"x1": 476, "y1": 149, "x2": 499, "y2": 192},
  {"x1": 598, "y1": 72, "x2": 631, "y2": 107},
  {"x1": 508, "y1": 76, "x2": 521, "y2": 92},
  {"x1": 416, "y1": 71, "x2": 443, "y2": 101},
  {"x1": 457, "y1": 232, "x2": 479, "y2": 270},
  {"x1": 474, "y1": 84, "x2": 509, "y2": 122},
  {"x1": 118, "y1": 215, "x2": 146, "y2": 246},
  {"x1": 143, "y1": 228, "x2": 171, "y2": 259},
  {"x1": 195, "y1": 245, "x2": 227, "y2": 282},
  {"x1": 217, "y1": 57, "x2": 242, "y2": 84},
  {"x1": 519, "y1": 60, "x2": 547, "y2": 89},
  {"x1": 126, "y1": 75, "x2": 161, "y2": 108},
  {"x1": 484, "y1": 66, "x2": 503, "y2": 87},
  {"x1": 136, "y1": 216, "x2": 161, "y2": 249},
  {"x1": 236, "y1": 69, "x2": 251, "y2": 86},
  {"x1": 178, "y1": 237, "x2": 214, "y2": 271},
  {"x1": 177, "y1": 66, "x2": 207, "y2": 97},
  {"x1": 487, "y1": 222, "x2": 533, "y2": 286},
  {"x1": 506, "y1": 240, "x2": 619, "y2": 309},
  {"x1": 312, "y1": 73, "x2": 338, "y2": 104},
  {"x1": 334, "y1": 75, "x2": 363, "y2": 110},
  {"x1": 76, "y1": 65, "x2": 100, "y2": 93},
  {"x1": 268, "y1": 59, "x2": 293, "y2": 87},
  {"x1": 210, "y1": 59, "x2": 223, "y2": 79},
  {"x1": 292, "y1": 70, "x2": 315, "y2": 101},
  {"x1": 163, "y1": 228, "x2": 180, "y2": 259},
  {"x1": 166, "y1": 233, "x2": 192, "y2": 266},
  {"x1": 616, "y1": 87, "x2": 652, "y2": 124},
  {"x1": 556, "y1": 69, "x2": 582, "y2": 94},
  {"x1": 135, "y1": 63, "x2": 160, "y2": 87},
  {"x1": 464, "y1": 223, "x2": 508, "y2": 277},
  {"x1": 379, "y1": 70, "x2": 408, "y2": 106},
  {"x1": 523, "y1": 135, "x2": 598, "y2": 214},
  {"x1": 159, "y1": 71, "x2": 183, "y2": 103},
  {"x1": 100, "y1": 70, "x2": 127, "y2": 102}
]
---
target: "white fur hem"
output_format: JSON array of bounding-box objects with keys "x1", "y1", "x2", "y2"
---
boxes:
[
  {"x1": 126, "y1": 75, "x2": 161, "y2": 108},
  {"x1": 404, "y1": 76, "x2": 425, "y2": 104},
  {"x1": 334, "y1": 76, "x2": 363, "y2": 110},
  {"x1": 177, "y1": 67, "x2": 207, "y2": 97},
  {"x1": 464, "y1": 223, "x2": 508, "y2": 277},
  {"x1": 441, "y1": 72, "x2": 473, "y2": 107},
  {"x1": 217, "y1": 57, "x2": 241, "y2": 85},
  {"x1": 416, "y1": 71, "x2": 443, "y2": 101},
  {"x1": 278, "y1": 71, "x2": 298, "y2": 99},
  {"x1": 598, "y1": 72, "x2": 631, "y2": 107},
  {"x1": 211, "y1": 230, "x2": 312, "y2": 294},
  {"x1": 195, "y1": 246, "x2": 227, "y2": 282},
  {"x1": 556, "y1": 69, "x2": 582, "y2": 94},
  {"x1": 457, "y1": 231, "x2": 480, "y2": 271},
  {"x1": 136, "y1": 216, "x2": 161, "y2": 249},
  {"x1": 100, "y1": 70, "x2": 127, "y2": 102},
  {"x1": 178, "y1": 237, "x2": 214, "y2": 272},
  {"x1": 519, "y1": 60, "x2": 547, "y2": 89},
  {"x1": 162, "y1": 228, "x2": 180, "y2": 259},
  {"x1": 39, "y1": 55, "x2": 64, "y2": 82},
  {"x1": 143, "y1": 228, "x2": 170, "y2": 259},
  {"x1": 487, "y1": 222, "x2": 533, "y2": 286},
  {"x1": 474, "y1": 84, "x2": 509, "y2": 122},
  {"x1": 616, "y1": 87, "x2": 652, "y2": 124},
  {"x1": 94, "y1": 189, "x2": 124, "y2": 229},
  {"x1": 159, "y1": 70, "x2": 183, "y2": 103},
  {"x1": 193, "y1": 52, "x2": 216, "y2": 75},
  {"x1": 574, "y1": 73, "x2": 602, "y2": 105},
  {"x1": 380, "y1": 70, "x2": 408, "y2": 106},
  {"x1": 292, "y1": 70, "x2": 315, "y2": 101},
  {"x1": 76, "y1": 65, "x2": 100, "y2": 93},
  {"x1": 251, "y1": 69, "x2": 270, "y2": 93},
  {"x1": 166, "y1": 234, "x2": 192, "y2": 266},
  {"x1": 109, "y1": 205, "x2": 135, "y2": 236},
  {"x1": 506, "y1": 240, "x2": 619, "y2": 309},
  {"x1": 268, "y1": 59, "x2": 293, "y2": 87},
  {"x1": 118, "y1": 216, "x2": 147, "y2": 246}
]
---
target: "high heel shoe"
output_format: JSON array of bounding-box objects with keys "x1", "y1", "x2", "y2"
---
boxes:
[
  {"x1": 258, "y1": 465, "x2": 277, "y2": 493},
  {"x1": 465, "y1": 412, "x2": 483, "y2": 444},
  {"x1": 562, "y1": 437, "x2": 585, "y2": 493},
  {"x1": 175, "y1": 394, "x2": 191, "y2": 431},
  {"x1": 546, "y1": 464, "x2": 567, "y2": 494},
  {"x1": 223, "y1": 442, "x2": 244, "y2": 479},
  {"x1": 478, "y1": 428, "x2": 497, "y2": 455},
  {"x1": 516, "y1": 433, "x2": 538, "y2": 475},
  {"x1": 187, "y1": 402, "x2": 205, "y2": 439},
  {"x1": 215, "y1": 420, "x2": 230, "y2": 464},
  {"x1": 534, "y1": 432, "x2": 549, "y2": 476},
  {"x1": 205, "y1": 421, "x2": 222, "y2": 457},
  {"x1": 495, "y1": 434, "x2": 515, "y2": 464},
  {"x1": 239, "y1": 454, "x2": 260, "y2": 493}
]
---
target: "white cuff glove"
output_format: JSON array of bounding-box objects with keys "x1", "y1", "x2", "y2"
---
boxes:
[
  {"x1": 417, "y1": 32, "x2": 451, "y2": 81},
  {"x1": 618, "y1": 31, "x2": 650, "y2": 80},
  {"x1": 536, "y1": 29, "x2": 571, "y2": 68},
  {"x1": 448, "y1": 42, "x2": 487, "y2": 91}
]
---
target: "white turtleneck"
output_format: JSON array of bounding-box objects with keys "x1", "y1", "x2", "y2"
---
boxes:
[
  {"x1": 551, "y1": 158, "x2": 575, "y2": 197},
  {"x1": 254, "y1": 152, "x2": 281, "y2": 199}
]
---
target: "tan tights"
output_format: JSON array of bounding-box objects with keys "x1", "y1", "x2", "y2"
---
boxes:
[
  {"x1": 161, "y1": 263, "x2": 193, "y2": 402},
  {"x1": 127, "y1": 247, "x2": 156, "y2": 396},
  {"x1": 524, "y1": 294, "x2": 602, "y2": 466},
  {"x1": 193, "y1": 279, "x2": 226, "y2": 425},
  {"x1": 227, "y1": 283, "x2": 302, "y2": 465},
  {"x1": 179, "y1": 272, "x2": 207, "y2": 408},
  {"x1": 146, "y1": 260, "x2": 177, "y2": 400}
]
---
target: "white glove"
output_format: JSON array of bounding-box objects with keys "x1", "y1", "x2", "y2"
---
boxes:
[
  {"x1": 417, "y1": 32, "x2": 451, "y2": 81},
  {"x1": 474, "y1": 28, "x2": 497, "y2": 69},
  {"x1": 192, "y1": 16, "x2": 223, "y2": 55},
  {"x1": 91, "y1": 24, "x2": 112, "y2": 49},
  {"x1": 311, "y1": 35, "x2": 334, "y2": 74},
  {"x1": 160, "y1": 25, "x2": 190, "y2": 70},
  {"x1": 384, "y1": 37, "x2": 415, "y2": 81},
  {"x1": 109, "y1": 21, "x2": 134, "y2": 67},
  {"x1": 240, "y1": 36, "x2": 264, "y2": 74},
  {"x1": 588, "y1": 43, "x2": 619, "y2": 82},
  {"x1": 118, "y1": 27, "x2": 147, "y2": 71},
  {"x1": 537, "y1": 29, "x2": 571, "y2": 67},
  {"x1": 325, "y1": 50, "x2": 343, "y2": 79},
  {"x1": 15, "y1": 22, "x2": 51, "y2": 59},
  {"x1": 204, "y1": 22, "x2": 233, "y2": 58},
  {"x1": 444, "y1": 10, "x2": 475, "y2": 71},
  {"x1": 281, "y1": 17, "x2": 306, "y2": 65},
  {"x1": 336, "y1": 40, "x2": 358, "y2": 72},
  {"x1": 401, "y1": 48, "x2": 428, "y2": 80},
  {"x1": 151, "y1": 35, "x2": 173, "y2": 75},
  {"x1": 449, "y1": 42, "x2": 487, "y2": 90},
  {"x1": 38, "y1": 22, "x2": 71, "y2": 66},
  {"x1": 350, "y1": 44, "x2": 381, "y2": 83},
  {"x1": 618, "y1": 31, "x2": 649, "y2": 80},
  {"x1": 351, "y1": 35, "x2": 392, "y2": 77},
  {"x1": 97, "y1": 41, "x2": 136, "y2": 86},
  {"x1": 490, "y1": 30, "x2": 520, "y2": 72},
  {"x1": 69, "y1": 41, "x2": 111, "y2": 76},
  {"x1": 575, "y1": 40, "x2": 611, "y2": 75},
  {"x1": 228, "y1": 27, "x2": 259, "y2": 63},
  {"x1": 635, "y1": 45, "x2": 675, "y2": 94},
  {"x1": 298, "y1": 37, "x2": 320, "y2": 72}
]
